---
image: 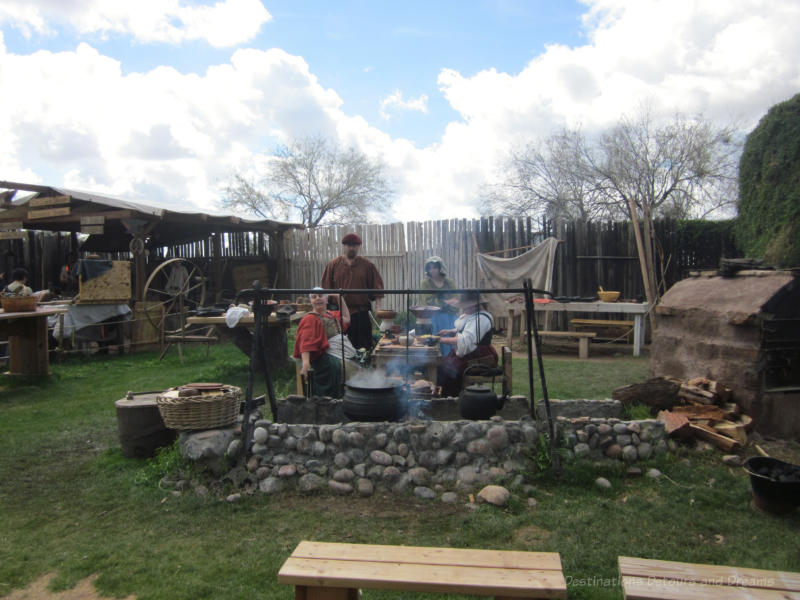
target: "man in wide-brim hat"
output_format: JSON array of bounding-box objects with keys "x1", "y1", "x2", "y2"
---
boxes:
[{"x1": 436, "y1": 290, "x2": 498, "y2": 397}]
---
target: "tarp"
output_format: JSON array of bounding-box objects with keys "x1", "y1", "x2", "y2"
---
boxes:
[{"x1": 476, "y1": 237, "x2": 559, "y2": 315}]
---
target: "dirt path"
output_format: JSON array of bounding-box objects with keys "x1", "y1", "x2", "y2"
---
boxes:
[{"x1": 4, "y1": 573, "x2": 136, "y2": 600}]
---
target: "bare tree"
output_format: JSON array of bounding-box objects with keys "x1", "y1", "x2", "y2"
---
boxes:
[
  {"x1": 487, "y1": 128, "x2": 617, "y2": 221},
  {"x1": 225, "y1": 135, "x2": 392, "y2": 226},
  {"x1": 492, "y1": 107, "x2": 740, "y2": 320},
  {"x1": 585, "y1": 107, "x2": 741, "y2": 317}
]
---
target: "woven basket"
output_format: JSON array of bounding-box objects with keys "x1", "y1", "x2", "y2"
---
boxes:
[
  {"x1": 1, "y1": 295, "x2": 38, "y2": 312},
  {"x1": 156, "y1": 383, "x2": 241, "y2": 430}
]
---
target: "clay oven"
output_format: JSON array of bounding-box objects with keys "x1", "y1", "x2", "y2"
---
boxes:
[{"x1": 650, "y1": 270, "x2": 800, "y2": 440}]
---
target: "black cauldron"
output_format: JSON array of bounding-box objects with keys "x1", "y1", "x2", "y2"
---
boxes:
[
  {"x1": 343, "y1": 380, "x2": 406, "y2": 422},
  {"x1": 745, "y1": 456, "x2": 800, "y2": 515},
  {"x1": 459, "y1": 385, "x2": 506, "y2": 420}
]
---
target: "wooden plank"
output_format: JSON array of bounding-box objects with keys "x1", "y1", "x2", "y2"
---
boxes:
[
  {"x1": 657, "y1": 410, "x2": 692, "y2": 437},
  {"x1": 81, "y1": 225, "x2": 104, "y2": 235},
  {"x1": 0, "y1": 231, "x2": 27, "y2": 239},
  {"x1": 688, "y1": 423, "x2": 741, "y2": 452},
  {"x1": 671, "y1": 405, "x2": 727, "y2": 421},
  {"x1": 29, "y1": 195, "x2": 70, "y2": 207},
  {"x1": 291, "y1": 541, "x2": 564, "y2": 571},
  {"x1": 0, "y1": 221, "x2": 24, "y2": 230},
  {"x1": 80, "y1": 215, "x2": 105, "y2": 225},
  {"x1": 28, "y1": 206, "x2": 71, "y2": 219},
  {"x1": 571, "y1": 318, "x2": 634, "y2": 327},
  {"x1": 537, "y1": 331, "x2": 596, "y2": 339},
  {"x1": 619, "y1": 556, "x2": 800, "y2": 593},
  {"x1": 278, "y1": 557, "x2": 566, "y2": 598},
  {"x1": 621, "y1": 576, "x2": 797, "y2": 599}
]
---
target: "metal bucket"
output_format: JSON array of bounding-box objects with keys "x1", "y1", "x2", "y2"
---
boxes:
[{"x1": 745, "y1": 456, "x2": 800, "y2": 515}]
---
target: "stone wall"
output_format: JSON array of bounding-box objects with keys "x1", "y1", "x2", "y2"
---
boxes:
[{"x1": 178, "y1": 410, "x2": 668, "y2": 500}]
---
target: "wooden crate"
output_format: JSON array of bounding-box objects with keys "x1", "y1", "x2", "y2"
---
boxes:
[
  {"x1": 78, "y1": 260, "x2": 131, "y2": 304},
  {"x1": 132, "y1": 301, "x2": 163, "y2": 348},
  {"x1": 232, "y1": 262, "x2": 270, "y2": 293}
]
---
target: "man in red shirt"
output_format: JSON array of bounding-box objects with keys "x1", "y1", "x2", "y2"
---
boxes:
[{"x1": 321, "y1": 233, "x2": 384, "y2": 350}]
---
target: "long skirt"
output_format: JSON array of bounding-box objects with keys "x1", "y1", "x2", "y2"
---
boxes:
[{"x1": 305, "y1": 352, "x2": 343, "y2": 398}]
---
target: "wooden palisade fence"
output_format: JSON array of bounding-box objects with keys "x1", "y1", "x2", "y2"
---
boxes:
[{"x1": 1, "y1": 217, "x2": 738, "y2": 311}]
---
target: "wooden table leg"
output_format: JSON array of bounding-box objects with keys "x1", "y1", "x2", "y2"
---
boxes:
[
  {"x1": 633, "y1": 314, "x2": 643, "y2": 357},
  {"x1": 295, "y1": 585, "x2": 359, "y2": 600},
  {"x1": 578, "y1": 336, "x2": 589, "y2": 359}
]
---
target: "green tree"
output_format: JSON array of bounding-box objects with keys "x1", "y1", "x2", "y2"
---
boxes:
[{"x1": 736, "y1": 93, "x2": 800, "y2": 267}]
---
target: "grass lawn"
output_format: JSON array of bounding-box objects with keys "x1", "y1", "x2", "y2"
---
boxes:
[{"x1": 1, "y1": 343, "x2": 798, "y2": 600}]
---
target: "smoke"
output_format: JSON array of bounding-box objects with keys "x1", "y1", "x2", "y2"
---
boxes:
[{"x1": 346, "y1": 368, "x2": 399, "y2": 388}]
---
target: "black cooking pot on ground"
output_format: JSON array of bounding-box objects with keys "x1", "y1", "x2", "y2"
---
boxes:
[
  {"x1": 343, "y1": 380, "x2": 406, "y2": 422},
  {"x1": 459, "y1": 385, "x2": 506, "y2": 420},
  {"x1": 745, "y1": 456, "x2": 800, "y2": 515}
]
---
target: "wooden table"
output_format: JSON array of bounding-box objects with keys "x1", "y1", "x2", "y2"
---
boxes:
[
  {"x1": 186, "y1": 311, "x2": 304, "y2": 371},
  {"x1": 618, "y1": 555, "x2": 800, "y2": 599},
  {"x1": 372, "y1": 341, "x2": 440, "y2": 382},
  {"x1": 278, "y1": 540, "x2": 567, "y2": 599},
  {"x1": 508, "y1": 301, "x2": 650, "y2": 357},
  {"x1": 0, "y1": 306, "x2": 67, "y2": 376}
]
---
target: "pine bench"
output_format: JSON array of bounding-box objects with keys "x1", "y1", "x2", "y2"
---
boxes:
[
  {"x1": 537, "y1": 330, "x2": 596, "y2": 359},
  {"x1": 571, "y1": 318, "x2": 634, "y2": 343},
  {"x1": 278, "y1": 540, "x2": 567, "y2": 599},
  {"x1": 618, "y1": 555, "x2": 800, "y2": 599}
]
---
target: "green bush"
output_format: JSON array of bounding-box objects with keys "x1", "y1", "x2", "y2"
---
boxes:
[{"x1": 736, "y1": 92, "x2": 800, "y2": 266}]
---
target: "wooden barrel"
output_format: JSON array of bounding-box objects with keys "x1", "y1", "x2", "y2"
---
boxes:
[{"x1": 115, "y1": 392, "x2": 177, "y2": 458}]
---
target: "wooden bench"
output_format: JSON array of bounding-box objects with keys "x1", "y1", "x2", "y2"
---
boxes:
[
  {"x1": 537, "y1": 330, "x2": 596, "y2": 359},
  {"x1": 618, "y1": 555, "x2": 800, "y2": 599},
  {"x1": 278, "y1": 540, "x2": 567, "y2": 599},
  {"x1": 571, "y1": 318, "x2": 634, "y2": 342}
]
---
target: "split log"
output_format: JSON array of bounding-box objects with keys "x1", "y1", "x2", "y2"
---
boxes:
[
  {"x1": 688, "y1": 423, "x2": 742, "y2": 452},
  {"x1": 678, "y1": 383, "x2": 717, "y2": 405},
  {"x1": 612, "y1": 377, "x2": 681, "y2": 412},
  {"x1": 712, "y1": 420, "x2": 748, "y2": 445},
  {"x1": 671, "y1": 405, "x2": 727, "y2": 421},
  {"x1": 722, "y1": 402, "x2": 741, "y2": 419},
  {"x1": 657, "y1": 410, "x2": 691, "y2": 438}
]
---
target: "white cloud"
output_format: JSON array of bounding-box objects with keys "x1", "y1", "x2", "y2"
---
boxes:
[
  {"x1": 379, "y1": 90, "x2": 429, "y2": 120},
  {"x1": 0, "y1": 0, "x2": 271, "y2": 47},
  {"x1": 2, "y1": 0, "x2": 800, "y2": 224}
]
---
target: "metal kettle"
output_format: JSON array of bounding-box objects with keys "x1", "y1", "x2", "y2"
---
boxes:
[{"x1": 459, "y1": 384, "x2": 506, "y2": 420}]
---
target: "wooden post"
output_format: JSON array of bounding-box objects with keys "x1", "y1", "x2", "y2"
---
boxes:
[{"x1": 212, "y1": 233, "x2": 223, "y2": 302}]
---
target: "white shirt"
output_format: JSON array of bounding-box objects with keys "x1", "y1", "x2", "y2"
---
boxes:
[{"x1": 454, "y1": 310, "x2": 493, "y2": 357}]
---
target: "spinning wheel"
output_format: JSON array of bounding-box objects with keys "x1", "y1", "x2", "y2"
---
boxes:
[{"x1": 143, "y1": 258, "x2": 207, "y2": 337}]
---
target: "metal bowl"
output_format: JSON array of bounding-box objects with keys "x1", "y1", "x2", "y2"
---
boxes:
[{"x1": 409, "y1": 305, "x2": 440, "y2": 320}]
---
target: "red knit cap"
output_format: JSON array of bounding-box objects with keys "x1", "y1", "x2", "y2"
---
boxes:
[{"x1": 341, "y1": 233, "x2": 362, "y2": 245}]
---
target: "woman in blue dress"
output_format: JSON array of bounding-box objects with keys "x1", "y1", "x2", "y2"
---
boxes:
[{"x1": 420, "y1": 256, "x2": 459, "y2": 355}]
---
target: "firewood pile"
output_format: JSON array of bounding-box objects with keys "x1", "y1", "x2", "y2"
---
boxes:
[{"x1": 612, "y1": 376, "x2": 752, "y2": 452}]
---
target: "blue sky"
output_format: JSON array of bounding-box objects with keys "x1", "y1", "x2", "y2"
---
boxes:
[{"x1": 0, "y1": 0, "x2": 799, "y2": 222}]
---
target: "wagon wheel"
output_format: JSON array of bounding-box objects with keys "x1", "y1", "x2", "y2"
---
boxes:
[{"x1": 143, "y1": 258, "x2": 207, "y2": 337}]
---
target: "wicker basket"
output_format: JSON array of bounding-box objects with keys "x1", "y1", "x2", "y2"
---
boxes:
[
  {"x1": 1, "y1": 295, "x2": 38, "y2": 312},
  {"x1": 156, "y1": 383, "x2": 241, "y2": 430},
  {"x1": 597, "y1": 290, "x2": 620, "y2": 302}
]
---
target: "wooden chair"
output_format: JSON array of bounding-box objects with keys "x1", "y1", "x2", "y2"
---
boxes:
[
  {"x1": 463, "y1": 345, "x2": 513, "y2": 398},
  {"x1": 159, "y1": 324, "x2": 218, "y2": 364}
]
